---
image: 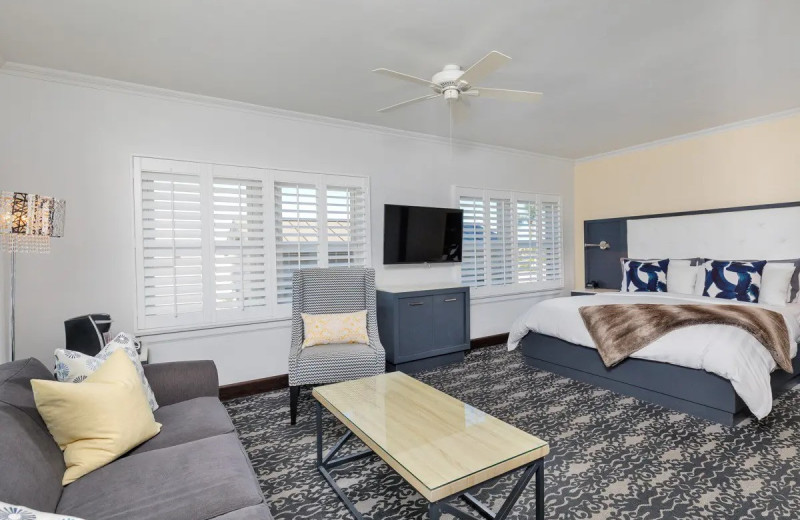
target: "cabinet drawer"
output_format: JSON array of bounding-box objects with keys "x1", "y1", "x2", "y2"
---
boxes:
[
  {"x1": 397, "y1": 296, "x2": 435, "y2": 356},
  {"x1": 433, "y1": 292, "x2": 467, "y2": 347}
]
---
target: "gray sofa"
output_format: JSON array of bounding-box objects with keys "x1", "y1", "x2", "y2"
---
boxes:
[{"x1": 0, "y1": 357, "x2": 273, "y2": 520}]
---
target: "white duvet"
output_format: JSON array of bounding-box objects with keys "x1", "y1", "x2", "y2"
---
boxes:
[{"x1": 507, "y1": 292, "x2": 800, "y2": 419}]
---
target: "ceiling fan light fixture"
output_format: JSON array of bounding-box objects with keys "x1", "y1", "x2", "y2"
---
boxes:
[{"x1": 443, "y1": 88, "x2": 459, "y2": 101}]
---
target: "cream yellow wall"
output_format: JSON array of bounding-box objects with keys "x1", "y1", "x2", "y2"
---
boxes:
[{"x1": 574, "y1": 112, "x2": 800, "y2": 289}]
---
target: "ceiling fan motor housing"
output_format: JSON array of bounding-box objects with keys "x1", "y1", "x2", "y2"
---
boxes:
[{"x1": 432, "y1": 64, "x2": 468, "y2": 98}]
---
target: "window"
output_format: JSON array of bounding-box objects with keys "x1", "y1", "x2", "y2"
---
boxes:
[
  {"x1": 273, "y1": 174, "x2": 368, "y2": 306},
  {"x1": 134, "y1": 158, "x2": 369, "y2": 331},
  {"x1": 456, "y1": 187, "x2": 563, "y2": 295}
]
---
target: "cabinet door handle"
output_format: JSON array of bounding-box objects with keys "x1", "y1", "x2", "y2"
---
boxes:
[
  {"x1": 408, "y1": 301, "x2": 425, "y2": 306},
  {"x1": 444, "y1": 298, "x2": 458, "y2": 302}
]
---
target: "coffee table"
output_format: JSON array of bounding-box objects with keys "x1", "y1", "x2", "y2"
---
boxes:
[{"x1": 312, "y1": 372, "x2": 549, "y2": 519}]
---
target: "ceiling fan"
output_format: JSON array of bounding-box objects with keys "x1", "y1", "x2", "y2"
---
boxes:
[{"x1": 372, "y1": 51, "x2": 543, "y2": 113}]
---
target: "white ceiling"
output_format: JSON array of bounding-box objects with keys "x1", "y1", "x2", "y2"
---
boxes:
[{"x1": 1, "y1": 0, "x2": 799, "y2": 159}]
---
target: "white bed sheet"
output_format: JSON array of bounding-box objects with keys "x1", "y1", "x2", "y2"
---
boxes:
[{"x1": 507, "y1": 292, "x2": 800, "y2": 419}]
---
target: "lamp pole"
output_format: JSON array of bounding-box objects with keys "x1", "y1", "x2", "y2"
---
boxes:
[{"x1": 9, "y1": 249, "x2": 15, "y2": 361}]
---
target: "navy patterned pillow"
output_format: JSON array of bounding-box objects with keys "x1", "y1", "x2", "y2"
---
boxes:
[
  {"x1": 624, "y1": 259, "x2": 669, "y2": 292},
  {"x1": 702, "y1": 260, "x2": 767, "y2": 302}
]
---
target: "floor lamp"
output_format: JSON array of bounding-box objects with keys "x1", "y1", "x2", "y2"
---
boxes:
[{"x1": 0, "y1": 191, "x2": 66, "y2": 362}]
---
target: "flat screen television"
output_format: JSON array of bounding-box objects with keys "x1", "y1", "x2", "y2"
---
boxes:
[{"x1": 383, "y1": 204, "x2": 463, "y2": 264}]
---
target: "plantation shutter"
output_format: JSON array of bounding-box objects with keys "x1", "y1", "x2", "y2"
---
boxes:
[
  {"x1": 326, "y1": 185, "x2": 367, "y2": 267},
  {"x1": 459, "y1": 195, "x2": 487, "y2": 287},
  {"x1": 515, "y1": 198, "x2": 539, "y2": 284},
  {"x1": 212, "y1": 176, "x2": 268, "y2": 316},
  {"x1": 539, "y1": 197, "x2": 562, "y2": 283},
  {"x1": 489, "y1": 198, "x2": 514, "y2": 286},
  {"x1": 274, "y1": 181, "x2": 320, "y2": 305},
  {"x1": 456, "y1": 186, "x2": 563, "y2": 295},
  {"x1": 136, "y1": 157, "x2": 370, "y2": 329},
  {"x1": 139, "y1": 166, "x2": 205, "y2": 328}
]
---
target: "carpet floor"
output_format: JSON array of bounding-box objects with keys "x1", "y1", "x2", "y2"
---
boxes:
[{"x1": 225, "y1": 345, "x2": 800, "y2": 519}]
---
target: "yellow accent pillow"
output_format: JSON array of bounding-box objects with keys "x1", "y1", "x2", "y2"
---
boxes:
[
  {"x1": 302, "y1": 310, "x2": 369, "y2": 348},
  {"x1": 31, "y1": 349, "x2": 162, "y2": 485}
]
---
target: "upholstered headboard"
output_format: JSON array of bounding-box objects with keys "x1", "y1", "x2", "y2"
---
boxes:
[{"x1": 584, "y1": 202, "x2": 800, "y2": 289}]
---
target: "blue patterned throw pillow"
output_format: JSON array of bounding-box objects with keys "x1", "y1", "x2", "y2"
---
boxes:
[
  {"x1": 703, "y1": 260, "x2": 767, "y2": 302},
  {"x1": 624, "y1": 259, "x2": 669, "y2": 292},
  {"x1": 53, "y1": 332, "x2": 158, "y2": 411}
]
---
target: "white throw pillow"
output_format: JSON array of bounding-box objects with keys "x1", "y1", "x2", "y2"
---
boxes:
[
  {"x1": 0, "y1": 502, "x2": 85, "y2": 520},
  {"x1": 54, "y1": 332, "x2": 158, "y2": 411},
  {"x1": 760, "y1": 262, "x2": 796, "y2": 306},
  {"x1": 667, "y1": 263, "x2": 698, "y2": 295}
]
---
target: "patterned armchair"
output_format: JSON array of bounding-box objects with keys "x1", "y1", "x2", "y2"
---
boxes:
[{"x1": 288, "y1": 267, "x2": 385, "y2": 424}]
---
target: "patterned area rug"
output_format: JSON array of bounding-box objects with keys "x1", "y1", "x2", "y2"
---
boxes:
[{"x1": 225, "y1": 345, "x2": 800, "y2": 519}]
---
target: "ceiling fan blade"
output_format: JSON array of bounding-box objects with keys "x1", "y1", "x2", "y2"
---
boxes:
[
  {"x1": 372, "y1": 68, "x2": 437, "y2": 88},
  {"x1": 377, "y1": 94, "x2": 440, "y2": 113},
  {"x1": 459, "y1": 51, "x2": 511, "y2": 85},
  {"x1": 473, "y1": 88, "x2": 543, "y2": 103}
]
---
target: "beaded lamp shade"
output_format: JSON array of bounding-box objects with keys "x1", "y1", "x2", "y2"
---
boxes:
[{"x1": 0, "y1": 191, "x2": 66, "y2": 253}]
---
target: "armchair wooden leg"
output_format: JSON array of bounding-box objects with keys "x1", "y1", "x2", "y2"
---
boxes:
[{"x1": 290, "y1": 386, "x2": 300, "y2": 425}]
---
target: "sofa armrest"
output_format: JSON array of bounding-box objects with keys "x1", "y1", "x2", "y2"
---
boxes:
[{"x1": 143, "y1": 360, "x2": 219, "y2": 407}]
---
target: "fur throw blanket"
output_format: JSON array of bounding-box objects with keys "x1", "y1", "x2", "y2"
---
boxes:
[{"x1": 579, "y1": 304, "x2": 792, "y2": 373}]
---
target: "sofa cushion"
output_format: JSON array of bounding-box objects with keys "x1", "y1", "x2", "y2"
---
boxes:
[
  {"x1": 56, "y1": 433, "x2": 266, "y2": 520},
  {"x1": 0, "y1": 358, "x2": 65, "y2": 512},
  {"x1": 129, "y1": 397, "x2": 235, "y2": 455}
]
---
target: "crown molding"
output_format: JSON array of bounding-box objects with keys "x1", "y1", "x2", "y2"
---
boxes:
[
  {"x1": 576, "y1": 106, "x2": 800, "y2": 163},
  {"x1": 0, "y1": 61, "x2": 573, "y2": 164}
]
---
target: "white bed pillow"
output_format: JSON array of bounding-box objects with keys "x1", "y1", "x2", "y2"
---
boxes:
[
  {"x1": 667, "y1": 263, "x2": 698, "y2": 295},
  {"x1": 694, "y1": 265, "x2": 707, "y2": 295},
  {"x1": 760, "y1": 262, "x2": 795, "y2": 306}
]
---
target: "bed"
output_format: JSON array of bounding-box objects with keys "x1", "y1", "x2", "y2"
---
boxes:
[
  {"x1": 508, "y1": 293, "x2": 800, "y2": 425},
  {"x1": 511, "y1": 202, "x2": 800, "y2": 425}
]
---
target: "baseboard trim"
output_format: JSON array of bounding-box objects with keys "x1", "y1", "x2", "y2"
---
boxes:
[
  {"x1": 219, "y1": 374, "x2": 289, "y2": 401},
  {"x1": 470, "y1": 333, "x2": 509, "y2": 349},
  {"x1": 218, "y1": 333, "x2": 509, "y2": 400}
]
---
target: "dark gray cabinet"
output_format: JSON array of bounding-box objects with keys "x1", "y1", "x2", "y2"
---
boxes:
[{"x1": 377, "y1": 285, "x2": 470, "y2": 373}]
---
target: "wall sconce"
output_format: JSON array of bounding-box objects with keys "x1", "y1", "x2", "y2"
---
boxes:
[{"x1": 584, "y1": 240, "x2": 610, "y2": 250}]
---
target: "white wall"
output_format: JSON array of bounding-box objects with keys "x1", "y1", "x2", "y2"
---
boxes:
[{"x1": 0, "y1": 69, "x2": 574, "y2": 383}]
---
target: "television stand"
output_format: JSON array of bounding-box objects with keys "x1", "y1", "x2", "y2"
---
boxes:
[{"x1": 376, "y1": 284, "x2": 470, "y2": 373}]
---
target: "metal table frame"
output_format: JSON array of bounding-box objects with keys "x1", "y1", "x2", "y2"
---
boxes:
[{"x1": 316, "y1": 401, "x2": 545, "y2": 520}]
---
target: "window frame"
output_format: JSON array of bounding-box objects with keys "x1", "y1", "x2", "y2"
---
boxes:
[
  {"x1": 454, "y1": 186, "x2": 564, "y2": 298},
  {"x1": 133, "y1": 157, "x2": 370, "y2": 333}
]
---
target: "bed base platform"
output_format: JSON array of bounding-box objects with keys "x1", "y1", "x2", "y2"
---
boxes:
[{"x1": 520, "y1": 332, "x2": 800, "y2": 426}]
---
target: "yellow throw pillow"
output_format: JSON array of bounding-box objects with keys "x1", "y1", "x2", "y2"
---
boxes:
[
  {"x1": 302, "y1": 310, "x2": 369, "y2": 348},
  {"x1": 32, "y1": 349, "x2": 162, "y2": 485}
]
